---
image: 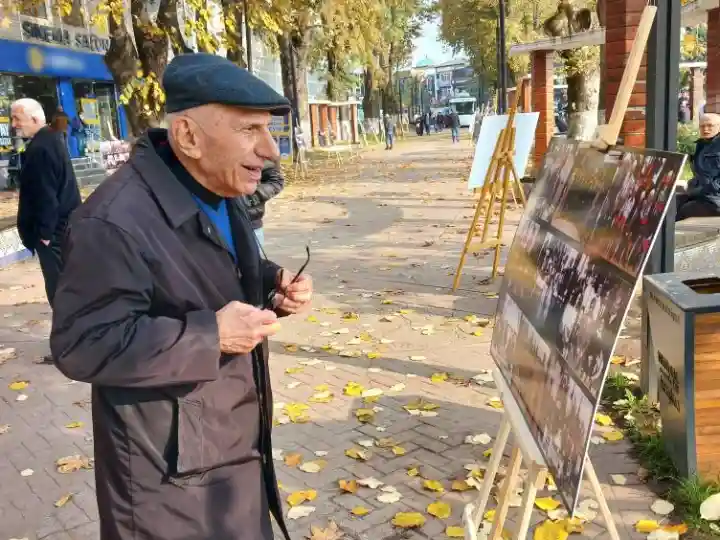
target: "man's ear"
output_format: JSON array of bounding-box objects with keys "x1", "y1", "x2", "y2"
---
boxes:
[{"x1": 168, "y1": 115, "x2": 202, "y2": 160}]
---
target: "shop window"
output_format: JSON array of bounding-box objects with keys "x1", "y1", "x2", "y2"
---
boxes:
[
  {"x1": 19, "y1": 0, "x2": 48, "y2": 19},
  {"x1": 12, "y1": 75, "x2": 58, "y2": 122},
  {"x1": 72, "y1": 81, "x2": 119, "y2": 144}
]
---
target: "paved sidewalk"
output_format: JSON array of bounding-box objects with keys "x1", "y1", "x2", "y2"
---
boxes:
[{"x1": 0, "y1": 137, "x2": 658, "y2": 539}]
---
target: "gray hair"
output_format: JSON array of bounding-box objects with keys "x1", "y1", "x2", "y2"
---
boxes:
[
  {"x1": 11, "y1": 98, "x2": 46, "y2": 124},
  {"x1": 700, "y1": 113, "x2": 720, "y2": 125}
]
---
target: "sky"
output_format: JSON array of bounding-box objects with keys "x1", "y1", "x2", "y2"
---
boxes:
[{"x1": 411, "y1": 20, "x2": 460, "y2": 67}]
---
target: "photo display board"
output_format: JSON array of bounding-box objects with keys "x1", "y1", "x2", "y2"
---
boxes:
[{"x1": 491, "y1": 139, "x2": 686, "y2": 510}]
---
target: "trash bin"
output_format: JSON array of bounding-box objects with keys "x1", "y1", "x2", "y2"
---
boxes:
[{"x1": 644, "y1": 272, "x2": 720, "y2": 480}]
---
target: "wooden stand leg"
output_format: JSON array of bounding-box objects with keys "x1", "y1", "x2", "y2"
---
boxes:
[
  {"x1": 489, "y1": 446, "x2": 523, "y2": 540},
  {"x1": 585, "y1": 459, "x2": 622, "y2": 540},
  {"x1": 515, "y1": 464, "x2": 547, "y2": 539},
  {"x1": 453, "y1": 189, "x2": 492, "y2": 292},
  {"x1": 469, "y1": 415, "x2": 512, "y2": 526}
]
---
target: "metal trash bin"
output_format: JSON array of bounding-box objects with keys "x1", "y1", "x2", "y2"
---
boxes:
[{"x1": 644, "y1": 272, "x2": 720, "y2": 480}]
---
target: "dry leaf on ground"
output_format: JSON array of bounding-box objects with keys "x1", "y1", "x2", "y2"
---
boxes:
[
  {"x1": 284, "y1": 453, "x2": 303, "y2": 467},
  {"x1": 635, "y1": 520, "x2": 660, "y2": 533},
  {"x1": 345, "y1": 448, "x2": 371, "y2": 461},
  {"x1": 309, "y1": 520, "x2": 343, "y2": 540},
  {"x1": 602, "y1": 430, "x2": 624, "y2": 442},
  {"x1": 533, "y1": 520, "x2": 569, "y2": 540},
  {"x1": 343, "y1": 382, "x2": 365, "y2": 396},
  {"x1": 427, "y1": 501, "x2": 451, "y2": 519},
  {"x1": 392, "y1": 512, "x2": 426, "y2": 528},
  {"x1": 357, "y1": 477, "x2": 383, "y2": 489},
  {"x1": 56, "y1": 455, "x2": 93, "y2": 474},
  {"x1": 594, "y1": 413, "x2": 613, "y2": 426},
  {"x1": 299, "y1": 460, "x2": 327, "y2": 473},
  {"x1": 377, "y1": 490, "x2": 402, "y2": 503},
  {"x1": 287, "y1": 490, "x2": 317, "y2": 506},
  {"x1": 534, "y1": 497, "x2": 561, "y2": 512},
  {"x1": 339, "y1": 479, "x2": 358, "y2": 493},
  {"x1": 431, "y1": 372, "x2": 448, "y2": 383},
  {"x1": 464, "y1": 433, "x2": 492, "y2": 445},
  {"x1": 423, "y1": 479, "x2": 445, "y2": 493},
  {"x1": 352, "y1": 506, "x2": 371, "y2": 516},
  {"x1": 9, "y1": 381, "x2": 29, "y2": 391},
  {"x1": 54, "y1": 493, "x2": 74, "y2": 508},
  {"x1": 64, "y1": 422, "x2": 84, "y2": 429},
  {"x1": 452, "y1": 479, "x2": 473, "y2": 491},
  {"x1": 287, "y1": 505, "x2": 315, "y2": 520},
  {"x1": 391, "y1": 446, "x2": 406, "y2": 456},
  {"x1": 446, "y1": 526, "x2": 465, "y2": 537},
  {"x1": 0, "y1": 424, "x2": 9, "y2": 434},
  {"x1": 355, "y1": 408, "x2": 375, "y2": 423}
]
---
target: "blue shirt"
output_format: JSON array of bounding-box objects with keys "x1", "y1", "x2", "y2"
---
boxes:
[{"x1": 191, "y1": 195, "x2": 237, "y2": 263}]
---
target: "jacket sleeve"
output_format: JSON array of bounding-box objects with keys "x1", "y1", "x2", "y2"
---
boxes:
[
  {"x1": 24, "y1": 146, "x2": 60, "y2": 240},
  {"x1": 254, "y1": 166, "x2": 285, "y2": 203},
  {"x1": 51, "y1": 217, "x2": 222, "y2": 388}
]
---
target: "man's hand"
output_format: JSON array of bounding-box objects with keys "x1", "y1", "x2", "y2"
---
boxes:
[
  {"x1": 216, "y1": 301, "x2": 279, "y2": 354},
  {"x1": 274, "y1": 271, "x2": 313, "y2": 315}
]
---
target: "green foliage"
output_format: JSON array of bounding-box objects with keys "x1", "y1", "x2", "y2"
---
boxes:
[
  {"x1": 671, "y1": 477, "x2": 720, "y2": 533},
  {"x1": 677, "y1": 123, "x2": 699, "y2": 156}
]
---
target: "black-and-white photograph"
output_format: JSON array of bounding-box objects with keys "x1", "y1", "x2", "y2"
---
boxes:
[{"x1": 491, "y1": 292, "x2": 522, "y2": 369}]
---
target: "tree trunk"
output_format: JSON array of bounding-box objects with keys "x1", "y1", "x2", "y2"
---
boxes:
[
  {"x1": 363, "y1": 69, "x2": 382, "y2": 136},
  {"x1": 222, "y1": 0, "x2": 246, "y2": 66},
  {"x1": 326, "y1": 45, "x2": 340, "y2": 101},
  {"x1": 565, "y1": 67, "x2": 600, "y2": 140},
  {"x1": 62, "y1": 0, "x2": 84, "y2": 27},
  {"x1": 291, "y1": 33, "x2": 310, "y2": 134},
  {"x1": 278, "y1": 35, "x2": 294, "y2": 104}
]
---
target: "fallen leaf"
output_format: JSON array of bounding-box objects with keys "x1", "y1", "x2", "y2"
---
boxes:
[
  {"x1": 484, "y1": 509, "x2": 496, "y2": 521},
  {"x1": 377, "y1": 490, "x2": 402, "y2": 503},
  {"x1": 357, "y1": 439, "x2": 375, "y2": 448},
  {"x1": 427, "y1": 501, "x2": 452, "y2": 519},
  {"x1": 309, "y1": 520, "x2": 343, "y2": 540},
  {"x1": 54, "y1": 493, "x2": 73, "y2": 508},
  {"x1": 392, "y1": 512, "x2": 426, "y2": 528},
  {"x1": 342, "y1": 312, "x2": 360, "y2": 320},
  {"x1": 287, "y1": 490, "x2": 317, "y2": 506},
  {"x1": 431, "y1": 372, "x2": 449, "y2": 383},
  {"x1": 465, "y1": 433, "x2": 492, "y2": 445},
  {"x1": 486, "y1": 397, "x2": 503, "y2": 409},
  {"x1": 16, "y1": 394, "x2": 28, "y2": 402},
  {"x1": 287, "y1": 505, "x2": 315, "y2": 520},
  {"x1": 409, "y1": 355, "x2": 426, "y2": 361},
  {"x1": 472, "y1": 371, "x2": 494, "y2": 384},
  {"x1": 299, "y1": 460, "x2": 327, "y2": 473},
  {"x1": 284, "y1": 344, "x2": 299, "y2": 353},
  {"x1": 309, "y1": 390, "x2": 334, "y2": 404},
  {"x1": 452, "y1": 479, "x2": 473, "y2": 491},
  {"x1": 635, "y1": 520, "x2": 660, "y2": 533},
  {"x1": 285, "y1": 366, "x2": 304, "y2": 374},
  {"x1": 407, "y1": 467, "x2": 420, "y2": 477},
  {"x1": 391, "y1": 446, "x2": 406, "y2": 456},
  {"x1": 403, "y1": 399, "x2": 439, "y2": 413},
  {"x1": 446, "y1": 526, "x2": 465, "y2": 537},
  {"x1": 559, "y1": 517, "x2": 585, "y2": 534},
  {"x1": 0, "y1": 347, "x2": 17, "y2": 365},
  {"x1": 533, "y1": 520, "x2": 569, "y2": 540},
  {"x1": 56, "y1": 455, "x2": 93, "y2": 474},
  {"x1": 284, "y1": 453, "x2": 303, "y2": 468},
  {"x1": 345, "y1": 448, "x2": 372, "y2": 461},
  {"x1": 286, "y1": 381, "x2": 302, "y2": 389},
  {"x1": 352, "y1": 506, "x2": 371, "y2": 516},
  {"x1": 610, "y1": 474, "x2": 627, "y2": 485},
  {"x1": 534, "y1": 497, "x2": 561, "y2": 512},
  {"x1": 355, "y1": 408, "x2": 375, "y2": 423},
  {"x1": 389, "y1": 383, "x2": 406, "y2": 392},
  {"x1": 367, "y1": 352, "x2": 381, "y2": 359},
  {"x1": 0, "y1": 424, "x2": 10, "y2": 434},
  {"x1": 9, "y1": 381, "x2": 29, "y2": 391},
  {"x1": 333, "y1": 328, "x2": 350, "y2": 335},
  {"x1": 651, "y1": 499, "x2": 675, "y2": 516},
  {"x1": 357, "y1": 477, "x2": 384, "y2": 489},
  {"x1": 483, "y1": 449, "x2": 493, "y2": 458},
  {"x1": 594, "y1": 413, "x2": 613, "y2": 426},
  {"x1": 64, "y1": 422, "x2": 84, "y2": 429},
  {"x1": 306, "y1": 315, "x2": 319, "y2": 323},
  {"x1": 362, "y1": 388, "x2": 383, "y2": 398},
  {"x1": 314, "y1": 450, "x2": 328, "y2": 457},
  {"x1": 284, "y1": 403, "x2": 310, "y2": 424},
  {"x1": 20, "y1": 468, "x2": 34, "y2": 477},
  {"x1": 662, "y1": 523, "x2": 688, "y2": 534},
  {"x1": 610, "y1": 355, "x2": 625, "y2": 365},
  {"x1": 343, "y1": 382, "x2": 365, "y2": 397},
  {"x1": 339, "y1": 479, "x2": 358, "y2": 493},
  {"x1": 472, "y1": 329, "x2": 484, "y2": 337},
  {"x1": 423, "y1": 479, "x2": 445, "y2": 493},
  {"x1": 602, "y1": 430, "x2": 624, "y2": 442}
]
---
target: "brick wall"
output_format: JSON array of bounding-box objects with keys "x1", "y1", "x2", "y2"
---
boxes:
[
  {"x1": 531, "y1": 50, "x2": 554, "y2": 168},
  {"x1": 706, "y1": 9, "x2": 720, "y2": 114},
  {"x1": 604, "y1": 0, "x2": 647, "y2": 147}
]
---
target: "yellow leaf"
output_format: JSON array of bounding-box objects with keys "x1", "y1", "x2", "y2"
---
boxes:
[
  {"x1": 284, "y1": 344, "x2": 299, "y2": 353},
  {"x1": 662, "y1": 523, "x2": 688, "y2": 534},
  {"x1": 594, "y1": 413, "x2": 613, "y2": 426},
  {"x1": 309, "y1": 391, "x2": 333, "y2": 404},
  {"x1": 635, "y1": 520, "x2": 660, "y2": 533},
  {"x1": 483, "y1": 449, "x2": 493, "y2": 458},
  {"x1": 404, "y1": 399, "x2": 439, "y2": 412},
  {"x1": 342, "y1": 312, "x2": 360, "y2": 320},
  {"x1": 391, "y1": 446, "x2": 406, "y2": 456},
  {"x1": 54, "y1": 493, "x2": 73, "y2": 508},
  {"x1": 285, "y1": 366, "x2": 304, "y2": 374},
  {"x1": 427, "y1": 501, "x2": 452, "y2": 519},
  {"x1": 315, "y1": 384, "x2": 329, "y2": 392},
  {"x1": 559, "y1": 517, "x2": 585, "y2": 533},
  {"x1": 452, "y1": 479, "x2": 473, "y2": 491},
  {"x1": 9, "y1": 381, "x2": 28, "y2": 391},
  {"x1": 306, "y1": 315, "x2": 319, "y2": 323},
  {"x1": 381, "y1": 299, "x2": 394, "y2": 305},
  {"x1": 392, "y1": 512, "x2": 426, "y2": 528},
  {"x1": 345, "y1": 448, "x2": 371, "y2": 461},
  {"x1": 472, "y1": 329, "x2": 484, "y2": 336},
  {"x1": 484, "y1": 509, "x2": 496, "y2": 522},
  {"x1": 284, "y1": 453, "x2": 303, "y2": 467},
  {"x1": 407, "y1": 467, "x2": 420, "y2": 477},
  {"x1": 64, "y1": 422, "x2": 84, "y2": 429},
  {"x1": 431, "y1": 372, "x2": 448, "y2": 383},
  {"x1": 446, "y1": 526, "x2": 465, "y2": 537},
  {"x1": 339, "y1": 479, "x2": 358, "y2": 493},
  {"x1": 367, "y1": 352, "x2": 381, "y2": 359},
  {"x1": 343, "y1": 382, "x2": 365, "y2": 397},
  {"x1": 534, "y1": 497, "x2": 561, "y2": 512},
  {"x1": 284, "y1": 403, "x2": 310, "y2": 423},
  {"x1": 355, "y1": 408, "x2": 375, "y2": 423},
  {"x1": 287, "y1": 489, "x2": 316, "y2": 506},
  {"x1": 56, "y1": 455, "x2": 93, "y2": 474},
  {"x1": 610, "y1": 355, "x2": 625, "y2": 365},
  {"x1": 602, "y1": 430, "x2": 624, "y2": 442},
  {"x1": 423, "y1": 479, "x2": 445, "y2": 493},
  {"x1": 533, "y1": 520, "x2": 569, "y2": 540},
  {"x1": 486, "y1": 397, "x2": 504, "y2": 409},
  {"x1": 352, "y1": 506, "x2": 371, "y2": 516}
]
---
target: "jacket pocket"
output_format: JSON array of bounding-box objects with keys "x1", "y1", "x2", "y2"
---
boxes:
[{"x1": 176, "y1": 397, "x2": 205, "y2": 475}]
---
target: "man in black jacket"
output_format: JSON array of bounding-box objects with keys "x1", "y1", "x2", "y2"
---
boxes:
[
  {"x1": 677, "y1": 113, "x2": 720, "y2": 220},
  {"x1": 11, "y1": 98, "x2": 80, "y2": 305},
  {"x1": 244, "y1": 160, "x2": 284, "y2": 248}
]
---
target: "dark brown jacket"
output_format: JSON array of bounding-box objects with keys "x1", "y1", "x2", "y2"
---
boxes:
[{"x1": 50, "y1": 130, "x2": 290, "y2": 540}]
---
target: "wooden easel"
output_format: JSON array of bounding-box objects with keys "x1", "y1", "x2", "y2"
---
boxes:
[
  {"x1": 462, "y1": 371, "x2": 622, "y2": 540},
  {"x1": 452, "y1": 84, "x2": 527, "y2": 292},
  {"x1": 463, "y1": 4, "x2": 657, "y2": 539}
]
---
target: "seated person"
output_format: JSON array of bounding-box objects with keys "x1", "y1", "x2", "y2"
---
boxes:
[{"x1": 677, "y1": 113, "x2": 720, "y2": 220}]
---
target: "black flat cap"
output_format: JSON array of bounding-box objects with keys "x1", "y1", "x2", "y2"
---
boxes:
[{"x1": 163, "y1": 53, "x2": 291, "y2": 115}]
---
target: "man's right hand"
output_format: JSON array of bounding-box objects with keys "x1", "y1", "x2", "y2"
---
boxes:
[{"x1": 216, "y1": 301, "x2": 279, "y2": 354}]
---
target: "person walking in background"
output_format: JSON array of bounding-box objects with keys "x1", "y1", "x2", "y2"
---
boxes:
[
  {"x1": 384, "y1": 113, "x2": 395, "y2": 150},
  {"x1": 449, "y1": 108, "x2": 461, "y2": 143},
  {"x1": 245, "y1": 160, "x2": 285, "y2": 248},
  {"x1": 12, "y1": 98, "x2": 80, "y2": 306},
  {"x1": 50, "y1": 106, "x2": 69, "y2": 143},
  {"x1": 71, "y1": 113, "x2": 87, "y2": 157}
]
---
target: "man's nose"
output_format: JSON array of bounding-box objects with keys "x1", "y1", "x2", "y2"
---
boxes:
[{"x1": 257, "y1": 128, "x2": 280, "y2": 162}]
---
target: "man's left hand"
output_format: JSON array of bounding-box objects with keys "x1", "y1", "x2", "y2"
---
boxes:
[{"x1": 274, "y1": 271, "x2": 313, "y2": 314}]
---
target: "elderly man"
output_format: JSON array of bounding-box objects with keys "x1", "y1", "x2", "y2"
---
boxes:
[
  {"x1": 677, "y1": 113, "x2": 720, "y2": 221},
  {"x1": 50, "y1": 54, "x2": 312, "y2": 539},
  {"x1": 11, "y1": 98, "x2": 80, "y2": 306}
]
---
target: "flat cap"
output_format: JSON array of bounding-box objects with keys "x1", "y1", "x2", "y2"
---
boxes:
[{"x1": 163, "y1": 53, "x2": 291, "y2": 115}]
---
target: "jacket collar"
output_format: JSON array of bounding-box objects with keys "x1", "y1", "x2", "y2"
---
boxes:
[{"x1": 129, "y1": 129, "x2": 201, "y2": 229}]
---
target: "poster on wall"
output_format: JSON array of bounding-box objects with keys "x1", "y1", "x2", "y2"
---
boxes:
[
  {"x1": 270, "y1": 112, "x2": 293, "y2": 165},
  {"x1": 491, "y1": 138, "x2": 686, "y2": 510}
]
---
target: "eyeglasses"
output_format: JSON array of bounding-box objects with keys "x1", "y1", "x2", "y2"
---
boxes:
[{"x1": 259, "y1": 243, "x2": 311, "y2": 310}]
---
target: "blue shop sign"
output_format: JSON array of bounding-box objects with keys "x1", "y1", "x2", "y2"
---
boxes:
[{"x1": 0, "y1": 38, "x2": 113, "y2": 81}]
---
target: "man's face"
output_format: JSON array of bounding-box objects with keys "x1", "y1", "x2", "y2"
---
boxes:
[
  {"x1": 700, "y1": 116, "x2": 720, "y2": 139},
  {"x1": 11, "y1": 106, "x2": 41, "y2": 138},
  {"x1": 172, "y1": 104, "x2": 279, "y2": 197}
]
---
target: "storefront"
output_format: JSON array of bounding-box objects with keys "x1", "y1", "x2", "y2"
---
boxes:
[{"x1": 0, "y1": 36, "x2": 128, "y2": 160}]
